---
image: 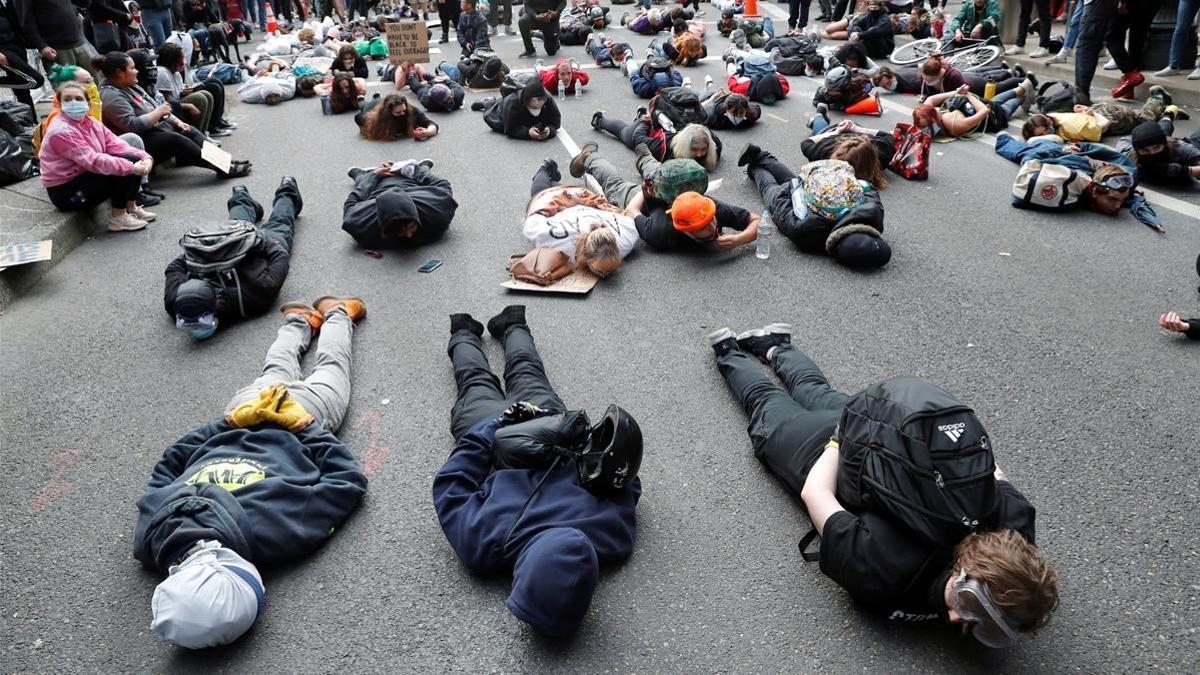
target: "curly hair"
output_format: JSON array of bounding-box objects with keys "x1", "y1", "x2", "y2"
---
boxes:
[
  {"x1": 360, "y1": 93, "x2": 416, "y2": 141},
  {"x1": 954, "y1": 530, "x2": 1059, "y2": 633}
]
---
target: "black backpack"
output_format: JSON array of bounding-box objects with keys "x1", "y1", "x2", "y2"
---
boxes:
[
  {"x1": 654, "y1": 87, "x2": 706, "y2": 129},
  {"x1": 180, "y1": 222, "x2": 258, "y2": 275},
  {"x1": 500, "y1": 71, "x2": 534, "y2": 98},
  {"x1": 1034, "y1": 80, "x2": 1083, "y2": 114},
  {"x1": 834, "y1": 377, "x2": 999, "y2": 549}
]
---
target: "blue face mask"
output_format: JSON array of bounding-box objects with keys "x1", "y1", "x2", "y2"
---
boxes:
[
  {"x1": 189, "y1": 325, "x2": 217, "y2": 340},
  {"x1": 62, "y1": 100, "x2": 91, "y2": 121}
]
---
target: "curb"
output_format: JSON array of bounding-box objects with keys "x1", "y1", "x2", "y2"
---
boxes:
[{"x1": 0, "y1": 179, "x2": 99, "y2": 312}]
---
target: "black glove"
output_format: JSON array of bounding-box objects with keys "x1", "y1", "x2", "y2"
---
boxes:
[
  {"x1": 492, "y1": 410, "x2": 592, "y2": 470},
  {"x1": 498, "y1": 400, "x2": 551, "y2": 427}
]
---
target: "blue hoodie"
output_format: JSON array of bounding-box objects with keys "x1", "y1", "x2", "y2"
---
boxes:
[
  {"x1": 133, "y1": 419, "x2": 368, "y2": 573},
  {"x1": 432, "y1": 418, "x2": 640, "y2": 635}
]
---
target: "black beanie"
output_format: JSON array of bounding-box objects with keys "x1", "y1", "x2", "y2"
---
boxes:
[
  {"x1": 1130, "y1": 121, "x2": 1167, "y2": 150},
  {"x1": 483, "y1": 57, "x2": 503, "y2": 79},
  {"x1": 174, "y1": 278, "x2": 217, "y2": 318},
  {"x1": 832, "y1": 232, "x2": 892, "y2": 269}
]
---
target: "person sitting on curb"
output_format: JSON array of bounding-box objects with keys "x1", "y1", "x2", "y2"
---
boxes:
[
  {"x1": 435, "y1": 306, "x2": 642, "y2": 636},
  {"x1": 704, "y1": 323, "x2": 1058, "y2": 645},
  {"x1": 165, "y1": 178, "x2": 303, "y2": 340},
  {"x1": 477, "y1": 78, "x2": 562, "y2": 141},
  {"x1": 739, "y1": 144, "x2": 891, "y2": 269},
  {"x1": 133, "y1": 297, "x2": 369, "y2": 649},
  {"x1": 342, "y1": 159, "x2": 457, "y2": 251}
]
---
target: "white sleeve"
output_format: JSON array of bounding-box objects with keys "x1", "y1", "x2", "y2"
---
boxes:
[
  {"x1": 522, "y1": 214, "x2": 577, "y2": 260},
  {"x1": 612, "y1": 215, "x2": 639, "y2": 259}
]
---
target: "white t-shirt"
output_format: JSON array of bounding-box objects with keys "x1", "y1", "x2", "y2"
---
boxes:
[
  {"x1": 523, "y1": 205, "x2": 639, "y2": 262},
  {"x1": 235, "y1": 72, "x2": 297, "y2": 103},
  {"x1": 155, "y1": 66, "x2": 184, "y2": 101}
]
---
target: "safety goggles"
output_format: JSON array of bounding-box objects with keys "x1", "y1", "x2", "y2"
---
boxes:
[
  {"x1": 1093, "y1": 172, "x2": 1135, "y2": 193},
  {"x1": 950, "y1": 570, "x2": 1021, "y2": 648},
  {"x1": 175, "y1": 312, "x2": 217, "y2": 331}
]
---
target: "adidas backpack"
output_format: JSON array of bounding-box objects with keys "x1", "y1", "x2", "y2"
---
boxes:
[
  {"x1": 835, "y1": 377, "x2": 999, "y2": 549},
  {"x1": 654, "y1": 87, "x2": 706, "y2": 129},
  {"x1": 1011, "y1": 159, "x2": 1091, "y2": 211}
]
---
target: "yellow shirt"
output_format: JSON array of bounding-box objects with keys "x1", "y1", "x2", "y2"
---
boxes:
[{"x1": 1049, "y1": 113, "x2": 1102, "y2": 142}]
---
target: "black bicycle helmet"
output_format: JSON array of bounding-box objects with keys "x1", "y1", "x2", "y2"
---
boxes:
[
  {"x1": 578, "y1": 405, "x2": 643, "y2": 493},
  {"x1": 824, "y1": 65, "x2": 850, "y2": 90}
]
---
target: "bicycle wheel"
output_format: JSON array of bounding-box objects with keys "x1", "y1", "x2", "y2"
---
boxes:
[
  {"x1": 947, "y1": 44, "x2": 1001, "y2": 71},
  {"x1": 890, "y1": 38, "x2": 941, "y2": 65}
]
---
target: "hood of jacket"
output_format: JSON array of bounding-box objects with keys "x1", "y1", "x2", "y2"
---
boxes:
[
  {"x1": 505, "y1": 527, "x2": 599, "y2": 636},
  {"x1": 520, "y1": 77, "x2": 549, "y2": 106},
  {"x1": 134, "y1": 481, "x2": 255, "y2": 573},
  {"x1": 376, "y1": 187, "x2": 421, "y2": 231}
]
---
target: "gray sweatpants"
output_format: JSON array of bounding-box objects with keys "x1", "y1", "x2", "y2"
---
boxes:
[
  {"x1": 582, "y1": 153, "x2": 661, "y2": 208},
  {"x1": 225, "y1": 309, "x2": 356, "y2": 432}
]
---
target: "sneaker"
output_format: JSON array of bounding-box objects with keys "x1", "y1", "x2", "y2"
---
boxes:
[
  {"x1": 107, "y1": 213, "x2": 148, "y2": 232},
  {"x1": 1148, "y1": 84, "x2": 1171, "y2": 106},
  {"x1": 707, "y1": 327, "x2": 738, "y2": 357},
  {"x1": 682, "y1": 76, "x2": 692, "y2": 88},
  {"x1": 129, "y1": 205, "x2": 157, "y2": 222},
  {"x1": 1004, "y1": 44, "x2": 1024, "y2": 55},
  {"x1": 1189, "y1": 66, "x2": 1200, "y2": 80},
  {"x1": 280, "y1": 302, "x2": 323, "y2": 335},
  {"x1": 217, "y1": 118, "x2": 238, "y2": 129},
  {"x1": 418, "y1": 158, "x2": 434, "y2": 170},
  {"x1": 1154, "y1": 66, "x2": 1182, "y2": 77},
  {"x1": 209, "y1": 126, "x2": 234, "y2": 137},
  {"x1": 1046, "y1": 47, "x2": 1071, "y2": 64},
  {"x1": 314, "y1": 295, "x2": 367, "y2": 321},
  {"x1": 1029, "y1": 46, "x2": 1049, "y2": 58},
  {"x1": 737, "y1": 143, "x2": 761, "y2": 167},
  {"x1": 534, "y1": 58, "x2": 546, "y2": 71},
  {"x1": 136, "y1": 191, "x2": 163, "y2": 208},
  {"x1": 569, "y1": 141, "x2": 599, "y2": 178},
  {"x1": 1024, "y1": 71, "x2": 1039, "y2": 89},
  {"x1": 503, "y1": 25, "x2": 514, "y2": 35},
  {"x1": 539, "y1": 158, "x2": 561, "y2": 183},
  {"x1": 203, "y1": 135, "x2": 222, "y2": 146},
  {"x1": 704, "y1": 74, "x2": 714, "y2": 89},
  {"x1": 1011, "y1": 63, "x2": 1026, "y2": 80},
  {"x1": 620, "y1": 11, "x2": 630, "y2": 26},
  {"x1": 450, "y1": 312, "x2": 484, "y2": 336},
  {"x1": 1019, "y1": 78, "x2": 1035, "y2": 113},
  {"x1": 518, "y1": 49, "x2": 537, "y2": 58},
  {"x1": 488, "y1": 25, "x2": 497, "y2": 35},
  {"x1": 591, "y1": 109, "x2": 605, "y2": 130},
  {"x1": 634, "y1": 105, "x2": 647, "y2": 119},
  {"x1": 736, "y1": 323, "x2": 792, "y2": 364},
  {"x1": 1102, "y1": 58, "x2": 1118, "y2": 70},
  {"x1": 487, "y1": 304, "x2": 526, "y2": 339}
]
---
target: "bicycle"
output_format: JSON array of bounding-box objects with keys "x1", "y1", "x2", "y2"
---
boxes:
[{"x1": 890, "y1": 36, "x2": 1002, "y2": 72}]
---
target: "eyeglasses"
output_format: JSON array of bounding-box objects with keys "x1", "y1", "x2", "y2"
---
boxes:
[{"x1": 950, "y1": 570, "x2": 1021, "y2": 648}]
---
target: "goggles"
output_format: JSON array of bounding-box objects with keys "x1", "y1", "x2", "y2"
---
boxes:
[
  {"x1": 175, "y1": 312, "x2": 217, "y2": 330},
  {"x1": 1093, "y1": 172, "x2": 1134, "y2": 193},
  {"x1": 950, "y1": 570, "x2": 1020, "y2": 648}
]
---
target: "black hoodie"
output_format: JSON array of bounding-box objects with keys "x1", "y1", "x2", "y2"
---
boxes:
[
  {"x1": 483, "y1": 77, "x2": 562, "y2": 140},
  {"x1": 341, "y1": 167, "x2": 458, "y2": 249}
]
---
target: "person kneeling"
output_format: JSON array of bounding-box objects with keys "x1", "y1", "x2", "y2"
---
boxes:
[
  {"x1": 435, "y1": 306, "x2": 642, "y2": 636},
  {"x1": 739, "y1": 145, "x2": 891, "y2": 269},
  {"x1": 165, "y1": 178, "x2": 304, "y2": 340},
  {"x1": 342, "y1": 160, "x2": 458, "y2": 250},
  {"x1": 134, "y1": 298, "x2": 369, "y2": 649},
  {"x1": 706, "y1": 325, "x2": 1058, "y2": 647}
]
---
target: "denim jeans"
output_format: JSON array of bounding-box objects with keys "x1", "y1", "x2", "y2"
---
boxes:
[
  {"x1": 1168, "y1": 0, "x2": 1200, "y2": 69},
  {"x1": 992, "y1": 88, "x2": 1023, "y2": 118},
  {"x1": 1075, "y1": 0, "x2": 1117, "y2": 99},
  {"x1": 142, "y1": 8, "x2": 174, "y2": 48},
  {"x1": 1063, "y1": 0, "x2": 1085, "y2": 49}
]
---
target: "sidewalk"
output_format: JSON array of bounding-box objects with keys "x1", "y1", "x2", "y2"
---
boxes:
[
  {"x1": 1002, "y1": 50, "x2": 1200, "y2": 110},
  {"x1": 0, "y1": 178, "x2": 98, "y2": 311}
]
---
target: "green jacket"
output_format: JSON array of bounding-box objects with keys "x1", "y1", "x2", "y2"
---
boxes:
[{"x1": 948, "y1": 0, "x2": 1001, "y2": 35}]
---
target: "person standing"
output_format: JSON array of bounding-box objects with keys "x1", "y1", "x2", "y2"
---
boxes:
[
  {"x1": 517, "y1": 0, "x2": 565, "y2": 58},
  {"x1": 1155, "y1": 0, "x2": 1200, "y2": 77},
  {"x1": 435, "y1": 0, "x2": 460, "y2": 44},
  {"x1": 1006, "y1": 0, "x2": 1052, "y2": 57},
  {"x1": 136, "y1": 0, "x2": 175, "y2": 47},
  {"x1": 89, "y1": 0, "x2": 134, "y2": 52},
  {"x1": 787, "y1": 0, "x2": 813, "y2": 31},
  {"x1": 1104, "y1": 0, "x2": 1163, "y2": 99},
  {"x1": 11, "y1": 0, "x2": 101, "y2": 80},
  {"x1": 0, "y1": 0, "x2": 43, "y2": 118}
]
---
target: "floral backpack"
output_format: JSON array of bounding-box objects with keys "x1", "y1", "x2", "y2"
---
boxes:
[{"x1": 791, "y1": 159, "x2": 868, "y2": 222}]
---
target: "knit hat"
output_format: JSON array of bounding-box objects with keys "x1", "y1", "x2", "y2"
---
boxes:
[
  {"x1": 174, "y1": 279, "x2": 217, "y2": 319},
  {"x1": 668, "y1": 191, "x2": 717, "y2": 232},
  {"x1": 1130, "y1": 121, "x2": 1167, "y2": 150},
  {"x1": 828, "y1": 227, "x2": 891, "y2": 269}
]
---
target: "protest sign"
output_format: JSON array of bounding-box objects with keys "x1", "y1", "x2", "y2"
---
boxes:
[{"x1": 386, "y1": 21, "x2": 429, "y2": 64}]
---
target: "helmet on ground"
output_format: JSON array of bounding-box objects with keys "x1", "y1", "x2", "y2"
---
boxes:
[{"x1": 578, "y1": 405, "x2": 643, "y2": 493}]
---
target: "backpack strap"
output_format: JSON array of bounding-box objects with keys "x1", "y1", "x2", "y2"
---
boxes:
[{"x1": 798, "y1": 527, "x2": 821, "y2": 562}]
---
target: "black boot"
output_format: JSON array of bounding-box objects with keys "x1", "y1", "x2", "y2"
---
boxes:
[
  {"x1": 276, "y1": 176, "x2": 303, "y2": 217},
  {"x1": 450, "y1": 313, "x2": 484, "y2": 336},
  {"x1": 737, "y1": 143, "x2": 762, "y2": 167},
  {"x1": 487, "y1": 305, "x2": 527, "y2": 339}
]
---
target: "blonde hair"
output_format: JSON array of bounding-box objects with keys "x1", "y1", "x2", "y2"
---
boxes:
[
  {"x1": 669, "y1": 123, "x2": 719, "y2": 171},
  {"x1": 954, "y1": 530, "x2": 1059, "y2": 633},
  {"x1": 574, "y1": 226, "x2": 622, "y2": 277},
  {"x1": 297, "y1": 27, "x2": 316, "y2": 44}
]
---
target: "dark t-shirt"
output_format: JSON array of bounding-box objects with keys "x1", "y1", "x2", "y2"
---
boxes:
[
  {"x1": 635, "y1": 199, "x2": 752, "y2": 251},
  {"x1": 818, "y1": 481, "x2": 1037, "y2": 622}
]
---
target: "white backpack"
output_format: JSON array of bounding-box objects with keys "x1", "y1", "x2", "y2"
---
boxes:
[{"x1": 1011, "y1": 160, "x2": 1091, "y2": 211}]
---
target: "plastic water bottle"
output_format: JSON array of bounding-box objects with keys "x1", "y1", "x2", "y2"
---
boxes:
[
  {"x1": 558, "y1": 79, "x2": 565, "y2": 100},
  {"x1": 756, "y1": 209, "x2": 774, "y2": 260},
  {"x1": 320, "y1": 93, "x2": 332, "y2": 115}
]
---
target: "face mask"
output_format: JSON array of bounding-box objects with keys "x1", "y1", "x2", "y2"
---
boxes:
[
  {"x1": 527, "y1": 105, "x2": 544, "y2": 117},
  {"x1": 61, "y1": 100, "x2": 91, "y2": 120},
  {"x1": 1138, "y1": 148, "x2": 1169, "y2": 164},
  {"x1": 725, "y1": 112, "x2": 746, "y2": 125},
  {"x1": 882, "y1": 79, "x2": 897, "y2": 92}
]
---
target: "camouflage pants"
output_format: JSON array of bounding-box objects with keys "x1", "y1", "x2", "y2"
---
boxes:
[{"x1": 1092, "y1": 98, "x2": 1166, "y2": 137}]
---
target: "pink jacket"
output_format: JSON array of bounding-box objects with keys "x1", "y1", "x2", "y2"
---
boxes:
[{"x1": 39, "y1": 114, "x2": 149, "y2": 188}]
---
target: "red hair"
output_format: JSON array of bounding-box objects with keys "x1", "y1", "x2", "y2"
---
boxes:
[{"x1": 913, "y1": 104, "x2": 939, "y2": 129}]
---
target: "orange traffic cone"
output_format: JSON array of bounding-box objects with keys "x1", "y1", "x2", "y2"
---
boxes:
[
  {"x1": 845, "y1": 92, "x2": 882, "y2": 116},
  {"x1": 744, "y1": 0, "x2": 759, "y2": 17},
  {"x1": 264, "y1": 1, "x2": 278, "y2": 34}
]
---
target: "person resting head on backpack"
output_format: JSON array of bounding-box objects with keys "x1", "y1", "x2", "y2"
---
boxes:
[
  {"x1": 705, "y1": 329, "x2": 1059, "y2": 647},
  {"x1": 165, "y1": 178, "x2": 304, "y2": 339},
  {"x1": 356, "y1": 93, "x2": 440, "y2": 141},
  {"x1": 740, "y1": 147, "x2": 891, "y2": 269},
  {"x1": 801, "y1": 120, "x2": 892, "y2": 190},
  {"x1": 342, "y1": 160, "x2": 458, "y2": 250}
]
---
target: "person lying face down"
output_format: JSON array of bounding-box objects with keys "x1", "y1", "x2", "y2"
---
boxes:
[{"x1": 342, "y1": 159, "x2": 458, "y2": 249}]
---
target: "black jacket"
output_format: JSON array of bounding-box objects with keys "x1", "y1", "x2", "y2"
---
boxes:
[
  {"x1": 704, "y1": 96, "x2": 761, "y2": 131},
  {"x1": 847, "y1": 9, "x2": 894, "y2": 56},
  {"x1": 523, "y1": 0, "x2": 566, "y2": 17},
  {"x1": 483, "y1": 77, "x2": 561, "y2": 140},
  {"x1": 769, "y1": 184, "x2": 885, "y2": 253},
  {"x1": 636, "y1": 198, "x2": 751, "y2": 251},
  {"x1": 12, "y1": 0, "x2": 83, "y2": 50},
  {"x1": 89, "y1": 0, "x2": 130, "y2": 24},
  {"x1": 162, "y1": 227, "x2": 291, "y2": 320},
  {"x1": 413, "y1": 76, "x2": 465, "y2": 112},
  {"x1": 801, "y1": 130, "x2": 895, "y2": 170},
  {"x1": 341, "y1": 168, "x2": 457, "y2": 249}
]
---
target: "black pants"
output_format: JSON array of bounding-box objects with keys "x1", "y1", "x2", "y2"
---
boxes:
[
  {"x1": 1074, "y1": 0, "x2": 1117, "y2": 98},
  {"x1": 788, "y1": 0, "x2": 812, "y2": 29},
  {"x1": 439, "y1": 3, "x2": 461, "y2": 39},
  {"x1": 228, "y1": 188, "x2": 298, "y2": 253},
  {"x1": 830, "y1": 0, "x2": 851, "y2": 22},
  {"x1": 748, "y1": 149, "x2": 818, "y2": 251},
  {"x1": 448, "y1": 325, "x2": 566, "y2": 440},
  {"x1": 45, "y1": 171, "x2": 142, "y2": 211},
  {"x1": 490, "y1": 0, "x2": 513, "y2": 27},
  {"x1": 141, "y1": 128, "x2": 219, "y2": 173},
  {"x1": 0, "y1": 49, "x2": 44, "y2": 117},
  {"x1": 717, "y1": 344, "x2": 847, "y2": 500},
  {"x1": 1016, "y1": 0, "x2": 1052, "y2": 48},
  {"x1": 597, "y1": 117, "x2": 638, "y2": 149},
  {"x1": 530, "y1": 164, "x2": 560, "y2": 195},
  {"x1": 1104, "y1": 0, "x2": 1163, "y2": 73},
  {"x1": 519, "y1": 10, "x2": 559, "y2": 54}
]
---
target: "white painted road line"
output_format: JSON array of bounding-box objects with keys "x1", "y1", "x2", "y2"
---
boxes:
[
  {"x1": 765, "y1": 112, "x2": 789, "y2": 123},
  {"x1": 558, "y1": 127, "x2": 582, "y2": 157}
]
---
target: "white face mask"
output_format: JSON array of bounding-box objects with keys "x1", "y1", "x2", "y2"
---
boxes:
[
  {"x1": 527, "y1": 105, "x2": 544, "y2": 117},
  {"x1": 725, "y1": 112, "x2": 746, "y2": 125}
]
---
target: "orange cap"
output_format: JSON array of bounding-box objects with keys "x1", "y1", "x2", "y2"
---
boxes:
[{"x1": 668, "y1": 191, "x2": 716, "y2": 233}]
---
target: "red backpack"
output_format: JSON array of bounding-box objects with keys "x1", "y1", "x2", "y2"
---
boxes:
[{"x1": 889, "y1": 123, "x2": 931, "y2": 181}]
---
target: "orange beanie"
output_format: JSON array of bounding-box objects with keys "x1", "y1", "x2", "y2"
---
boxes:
[{"x1": 669, "y1": 191, "x2": 716, "y2": 232}]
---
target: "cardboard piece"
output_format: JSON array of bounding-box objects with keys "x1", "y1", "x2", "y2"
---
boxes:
[
  {"x1": 201, "y1": 141, "x2": 233, "y2": 173},
  {"x1": 291, "y1": 56, "x2": 335, "y2": 74},
  {"x1": 386, "y1": 21, "x2": 430, "y2": 64},
  {"x1": 501, "y1": 253, "x2": 601, "y2": 295},
  {"x1": 0, "y1": 240, "x2": 53, "y2": 271}
]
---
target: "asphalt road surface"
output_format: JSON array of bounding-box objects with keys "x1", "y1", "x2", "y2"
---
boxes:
[{"x1": 2, "y1": 7, "x2": 1199, "y2": 672}]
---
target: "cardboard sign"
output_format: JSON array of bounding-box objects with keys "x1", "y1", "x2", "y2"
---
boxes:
[
  {"x1": 501, "y1": 264, "x2": 601, "y2": 295},
  {"x1": 200, "y1": 141, "x2": 232, "y2": 174},
  {"x1": 0, "y1": 240, "x2": 52, "y2": 271},
  {"x1": 386, "y1": 21, "x2": 429, "y2": 64}
]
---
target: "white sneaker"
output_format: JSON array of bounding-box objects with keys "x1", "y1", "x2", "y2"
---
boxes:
[
  {"x1": 1047, "y1": 47, "x2": 1071, "y2": 64},
  {"x1": 1004, "y1": 44, "x2": 1024, "y2": 55},
  {"x1": 129, "y1": 205, "x2": 157, "y2": 222},
  {"x1": 503, "y1": 25, "x2": 514, "y2": 35},
  {"x1": 1029, "y1": 46, "x2": 1049, "y2": 58},
  {"x1": 107, "y1": 213, "x2": 148, "y2": 232},
  {"x1": 1155, "y1": 66, "x2": 1183, "y2": 77},
  {"x1": 704, "y1": 74, "x2": 714, "y2": 88},
  {"x1": 1189, "y1": 66, "x2": 1200, "y2": 80},
  {"x1": 682, "y1": 76, "x2": 692, "y2": 88},
  {"x1": 1102, "y1": 58, "x2": 1118, "y2": 70}
]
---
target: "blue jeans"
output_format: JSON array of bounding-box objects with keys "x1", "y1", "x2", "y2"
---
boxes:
[
  {"x1": 992, "y1": 88, "x2": 1022, "y2": 118},
  {"x1": 1168, "y1": 0, "x2": 1200, "y2": 69},
  {"x1": 809, "y1": 112, "x2": 831, "y2": 133},
  {"x1": 1063, "y1": 0, "x2": 1085, "y2": 49},
  {"x1": 142, "y1": 8, "x2": 174, "y2": 48}
]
